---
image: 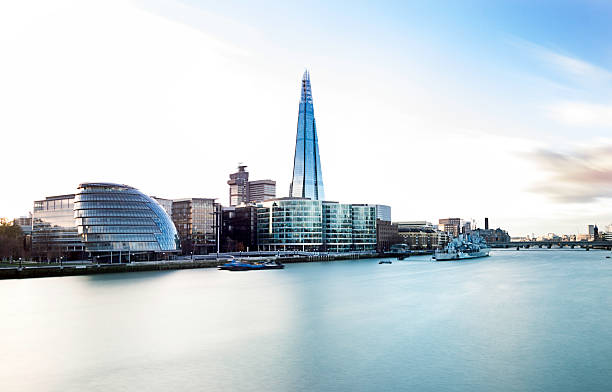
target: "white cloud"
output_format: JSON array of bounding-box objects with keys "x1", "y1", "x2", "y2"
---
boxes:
[{"x1": 548, "y1": 101, "x2": 612, "y2": 127}]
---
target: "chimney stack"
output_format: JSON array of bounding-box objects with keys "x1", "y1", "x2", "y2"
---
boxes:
[{"x1": 485, "y1": 217, "x2": 489, "y2": 230}]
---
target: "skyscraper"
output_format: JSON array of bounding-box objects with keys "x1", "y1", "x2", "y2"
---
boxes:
[{"x1": 289, "y1": 70, "x2": 325, "y2": 200}]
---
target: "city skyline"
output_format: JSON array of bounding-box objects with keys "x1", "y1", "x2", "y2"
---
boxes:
[{"x1": 3, "y1": 1, "x2": 612, "y2": 236}]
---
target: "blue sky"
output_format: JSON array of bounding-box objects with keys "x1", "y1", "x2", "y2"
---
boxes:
[{"x1": 2, "y1": 0, "x2": 612, "y2": 236}]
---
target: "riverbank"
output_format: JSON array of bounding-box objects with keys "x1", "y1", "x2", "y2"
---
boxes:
[{"x1": 0, "y1": 253, "x2": 384, "y2": 280}]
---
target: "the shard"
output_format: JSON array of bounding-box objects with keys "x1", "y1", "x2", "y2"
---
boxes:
[{"x1": 289, "y1": 70, "x2": 325, "y2": 200}]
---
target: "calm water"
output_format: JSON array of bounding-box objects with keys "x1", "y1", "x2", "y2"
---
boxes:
[{"x1": 2, "y1": 250, "x2": 612, "y2": 391}]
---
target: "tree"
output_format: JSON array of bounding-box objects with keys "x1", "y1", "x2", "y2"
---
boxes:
[{"x1": 0, "y1": 219, "x2": 27, "y2": 260}]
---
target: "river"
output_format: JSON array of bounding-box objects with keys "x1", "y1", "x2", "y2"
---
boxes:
[{"x1": 1, "y1": 250, "x2": 612, "y2": 391}]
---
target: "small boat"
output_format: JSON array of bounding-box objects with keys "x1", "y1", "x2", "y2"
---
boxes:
[
  {"x1": 397, "y1": 255, "x2": 409, "y2": 260},
  {"x1": 218, "y1": 259, "x2": 284, "y2": 271},
  {"x1": 379, "y1": 260, "x2": 392, "y2": 264}
]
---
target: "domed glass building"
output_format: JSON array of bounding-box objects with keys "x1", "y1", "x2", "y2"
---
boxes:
[{"x1": 74, "y1": 183, "x2": 179, "y2": 258}]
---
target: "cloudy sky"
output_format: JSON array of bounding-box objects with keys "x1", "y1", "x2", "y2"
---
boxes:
[{"x1": 2, "y1": 0, "x2": 612, "y2": 236}]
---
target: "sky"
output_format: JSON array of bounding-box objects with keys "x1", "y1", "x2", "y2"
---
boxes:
[{"x1": 2, "y1": 0, "x2": 612, "y2": 236}]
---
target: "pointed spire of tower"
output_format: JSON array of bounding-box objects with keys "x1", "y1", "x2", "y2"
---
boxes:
[{"x1": 290, "y1": 70, "x2": 324, "y2": 200}]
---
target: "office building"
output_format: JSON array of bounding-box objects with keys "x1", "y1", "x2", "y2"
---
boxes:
[
  {"x1": 227, "y1": 165, "x2": 276, "y2": 206},
  {"x1": 289, "y1": 70, "x2": 325, "y2": 200},
  {"x1": 256, "y1": 198, "x2": 375, "y2": 252},
  {"x1": 32, "y1": 194, "x2": 84, "y2": 261},
  {"x1": 221, "y1": 206, "x2": 257, "y2": 252},
  {"x1": 373, "y1": 205, "x2": 391, "y2": 222},
  {"x1": 247, "y1": 180, "x2": 276, "y2": 203},
  {"x1": 172, "y1": 198, "x2": 220, "y2": 255}
]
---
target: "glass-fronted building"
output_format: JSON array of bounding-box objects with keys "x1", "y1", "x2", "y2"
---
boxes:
[
  {"x1": 172, "y1": 198, "x2": 220, "y2": 255},
  {"x1": 351, "y1": 205, "x2": 378, "y2": 251},
  {"x1": 289, "y1": 70, "x2": 325, "y2": 200},
  {"x1": 257, "y1": 198, "x2": 323, "y2": 251},
  {"x1": 256, "y1": 198, "x2": 376, "y2": 252},
  {"x1": 32, "y1": 194, "x2": 84, "y2": 261},
  {"x1": 32, "y1": 183, "x2": 179, "y2": 261},
  {"x1": 74, "y1": 183, "x2": 179, "y2": 260},
  {"x1": 322, "y1": 201, "x2": 353, "y2": 252}
]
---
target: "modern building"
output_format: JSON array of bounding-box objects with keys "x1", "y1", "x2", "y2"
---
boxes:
[
  {"x1": 152, "y1": 197, "x2": 173, "y2": 217},
  {"x1": 289, "y1": 70, "x2": 325, "y2": 200},
  {"x1": 256, "y1": 198, "x2": 376, "y2": 252},
  {"x1": 32, "y1": 194, "x2": 84, "y2": 261},
  {"x1": 172, "y1": 198, "x2": 220, "y2": 255},
  {"x1": 221, "y1": 206, "x2": 257, "y2": 252},
  {"x1": 32, "y1": 183, "x2": 179, "y2": 262},
  {"x1": 322, "y1": 201, "x2": 355, "y2": 252},
  {"x1": 227, "y1": 165, "x2": 276, "y2": 206},
  {"x1": 74, "y1": 183, "x2": 179, "y2": 261},
  {"x1": 373, "y1": 204, "x2": 391, "y2": 222}
]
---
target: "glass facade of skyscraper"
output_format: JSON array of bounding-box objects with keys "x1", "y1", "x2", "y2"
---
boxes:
[
  {"x1": 289, "y1": 70, "x2": 325, "y2": 200},
  {"x1": 256, "y1": 198, "x2": 375, "y2": 252}
]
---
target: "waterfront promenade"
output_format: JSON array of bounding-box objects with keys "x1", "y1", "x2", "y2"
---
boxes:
[{"x1": 0, "y1": 252, "x2": 382, "y2": 280}]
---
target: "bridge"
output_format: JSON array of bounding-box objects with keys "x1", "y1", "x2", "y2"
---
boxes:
[{"x1": 491, "y1": 241, "x2": 612, "y2": 250}]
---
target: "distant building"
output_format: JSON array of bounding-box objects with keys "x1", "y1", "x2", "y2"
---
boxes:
[
  {"x1": 396, "y1": 221, "x2": 448, "y2": 249},
  {"x1": 247, "y1": 180, "x2": 276, "y2": 204},
  {"x1": 13, "y1": 215, "x2": 32, "y2": 235},
  {"x1": 221, "y1": 206, "x2": 257, "y2": 252},
  {"x1": 576, "y1": 233, "x2": 590, "y2": 241},
  {"x1": 439, "y1": 218, "x2": 462, "y2": 238},
  {"x1": 588, "y1": 224, "x2": 598, "y2": 240},
  {"x1": 152, "y1": 197, "x2": 173, "y2": 217},
  {"x1": 601, "y1": 232, "x2": 612, "y2": 241},
  {"x1": 172, "y1": 198, "x2": 220, "y2": 255},
  {"x1": 472, "y1": 227, "x2": 511, "y2": 244},
  {"x1": 227, "y1": 165, "x2": 276, "y2": 206},
  {"x1": 256, "y1": 198, "x2": 376, "y2": 252},
  {"x1": 228, "y1": 165, "x2": 249, "y2": 206},
  {"x1": 373, "y1": 205, "x2": 391, "y2": 222},
  {"x1": 376, "y1": 219, "x2": 401, "y2": 253}
]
